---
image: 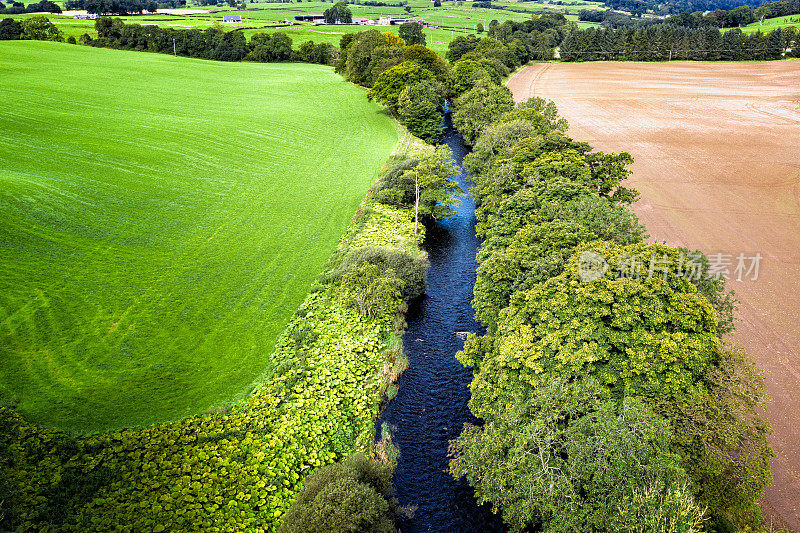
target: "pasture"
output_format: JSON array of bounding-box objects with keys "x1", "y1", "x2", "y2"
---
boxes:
[
  {"x1": 9, "y1": 0, "x2": 601, "y2": 52},
  {"x1": 0, "y1": 40, "x2": 400, "y2": 433},
  {"x1": 742, "y1": 13, "x2": 800, "y2": 34},
  {"x1": 508, "y1": 61, "x2": 800, "y2": 532}
]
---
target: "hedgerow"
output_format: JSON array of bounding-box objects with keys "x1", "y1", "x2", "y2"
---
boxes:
[{"x1": 0, "y1": 151, "x2": 427, "y2": 532}]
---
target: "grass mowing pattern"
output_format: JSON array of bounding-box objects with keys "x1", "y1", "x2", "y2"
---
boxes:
[{"x1": 0, "y1": 41, "x2": 399, "y2": 433}]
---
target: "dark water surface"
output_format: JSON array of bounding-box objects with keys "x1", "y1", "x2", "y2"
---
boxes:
[{"x1": 377, "y1": 117, "x2": 505, "y2": 532}]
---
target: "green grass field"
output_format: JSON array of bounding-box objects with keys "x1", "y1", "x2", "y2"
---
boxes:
[
  {"x1": 741, "y1": 14, "x2": 800, "y2": 34},
  {"x1": 0, "y1": 40, "x2": 400, "y2": 433},
  {"x1": 9, "y1": 0, "x2": 601, "y2": 51}
]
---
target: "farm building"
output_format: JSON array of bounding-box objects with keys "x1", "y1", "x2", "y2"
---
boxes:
[
  {"x1": 293, "y1": 14, "x2": 326, "y2": 23},
  {"x1": 222, "y1": 15, "x2": 241, "y2": 22}
]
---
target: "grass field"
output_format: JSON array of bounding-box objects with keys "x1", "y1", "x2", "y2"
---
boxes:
[
  {"x1": 9, "y1": 0, "x2": 601, "y2": 51},
  {"x1": 742, "y1": 14, "x2": 800, "y2": 34},
  {"x1": 0, "y1": 40, "x2": 400, "y2": 433}
]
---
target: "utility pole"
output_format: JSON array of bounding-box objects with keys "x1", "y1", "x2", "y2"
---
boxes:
[
  {"x1": 668, "y1": 48, "x2": 672, "y2": 61},
  {"x1": 173, "y1": 37, "x2": 176, "y2": 56},
  {"x1": 414, "y1": 170, "x2": 420, "y2": 236}
]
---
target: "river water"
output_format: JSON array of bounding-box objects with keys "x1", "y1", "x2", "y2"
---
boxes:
[{"x1": 377, "y1": 117, "x2": 505, "y2": 532}]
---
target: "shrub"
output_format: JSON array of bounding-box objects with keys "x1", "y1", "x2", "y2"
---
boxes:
[
  {"x1": 336, "y1": 263, "x2": 403, "y2": 317},
  {"x1": 0, "y1": 18, "x2": 22, "y2": 40},
  {"x1": 333, "y1": 246, "x2": 427, "y2": 302},
  {"x1": 279, "y1": 454, "x2": 397, "y2": 533},
  {"x1": 375, "y1": 158, "x2": 419, "y2": 207}
]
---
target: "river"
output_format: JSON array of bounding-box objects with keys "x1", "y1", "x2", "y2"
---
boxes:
[{"x1": 376, "y1": 116, "x2": 505, "y2": 532}]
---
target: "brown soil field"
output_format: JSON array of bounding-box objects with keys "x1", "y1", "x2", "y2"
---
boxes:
[{"x1": 509, "y1": 61, "x2": 800, "y2": 530}]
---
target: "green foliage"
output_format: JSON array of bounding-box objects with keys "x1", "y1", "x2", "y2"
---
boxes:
[
  {"x1": 213, "y1": 29, "x2": 247, "y2": 61},
  {"x1": 328, "y1": 246, "x2": 428, "y2": 301},
  {"x1": 452, "y1": 79, "x2": 514, "y2": 145},
  {"x1": 323, "y1": 1, "x2": 351, "y2": 24},
  {"x1": 367, "y1": 61, "x2": 436, "y2": 114},
  {"x1": 0, "y1": 17, "x2": 22, "y2": 40},
  {"x1": 398, "y1": 82, "x2": 444, "y2": 144},
  {"x1": 297, "y1": 40, "x2": 334, "y2": 65},
  {"x1": 248, "y1": 31, "x2": 293, "y2": 61},
  {"x1": 345, "y1": 30, "x2": 402, "y2": 87},
  {"x1": 401, "y1": 145, "x2": 461, "y2": 221},
  {"x1": 450, "y1": 379, "x2": 705, "y2": 533},
  {"x1": 449, "y1": 87, "x2": 772, "y2": 531},
  {"x1": 449, "y1": 58, "x2": 491, "y2": 97},
  {"x1": 402, "y1": 44, "x2": 449, "y2": 82},
  {"x1": 375, "y1": 157, "x2": 419, "y2": 207},
  {"x1": 279, "y1": 454, "x2": 398, "y2": 533},
  {"x1": 396, "y1": 21, "x2": 423, "y2": 46},
  {"x1": 463, "y1": 240, "x2": 722, "y2": 420},
  {"x1": 20, "y1": 15, "x2": 61, "y2": 41}
]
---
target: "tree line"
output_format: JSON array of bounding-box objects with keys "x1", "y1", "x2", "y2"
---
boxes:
[
  {"x1": 480, "y1": 12, "x2": 798, "y2": 61},
  {"x1": 445, "y1": 54, "x2": 773, "y2": 533},
  {"x1": 559, "y1": 24, "x2": 798, "y2": 61},
  {"x1": 0, "y1": 0, "x2": 59, "y2": 14}
]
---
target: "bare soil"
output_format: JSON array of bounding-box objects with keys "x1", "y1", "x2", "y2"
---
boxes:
[{"x1": 509, "y1": 61, "x2": 800, "y2": 530}]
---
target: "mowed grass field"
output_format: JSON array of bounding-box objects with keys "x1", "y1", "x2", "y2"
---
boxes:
[{"x1": 0, "y1": 41, "x2": 399, "y2": 433}]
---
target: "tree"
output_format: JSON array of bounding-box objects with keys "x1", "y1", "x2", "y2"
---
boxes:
[
  {"x1": 366, "y1": 61, "x2": 436, "y2": 114},
  {"x1": 346, "y1": 30, "x2": 396, "y2": 86},
  {"x1": 247, "y1": 32, "x2": 292, "y2": 62},
  {"x1": 382, "y1": 31, "x2": 404, "y2": 47},
  {"x1": 476, "y1": 22, "x2": 484, "y2": 33},
  {"x1": 398, "y1": 21, "x2": 425, "y2": 45},
  {"x1": 449, "y1": 58, "x2": 490, "y2": 96},
  {"x1": 323, "y1": 1, "x2": 351, "y2": 24},
  {"x1": 452, "y1": 79, "x2": 514, "y2": 145},
  {"x1": 0, "y1": 17, "x2": 22, "y2": 39},
  {"x1": 398, "y1": 82, "x2": 444, "y2": 144},
  {"x1": 402, "y1": 44, "x2": 449, "y2": 81},
  {"x1": 461, "y1": 240, "x2": 721, "y2": 420},
  {"x1": 279, "y1": 454, "x2": 398, "y2": 533},
  {"x1": 212, "y1": 29, "x2": 246, "y2": 61},
  {"x1": 20, "y1": 15, "x2": 61, "y2": 41},
  {"x1": 336, "y1": 263, "x2": 403, "y2": 317},
  {"x1": 450, "y1": 379, "x2": 706, "y2": 533},
  {"x1": 401, "y1": 146, "x2": 460, "y2": 233}
]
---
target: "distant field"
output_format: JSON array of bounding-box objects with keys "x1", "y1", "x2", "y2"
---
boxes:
[
  {"x1": 742, "y1": 14, "x2": 800, "y2": 34},
  {"x1": 0, "y1": 41, "x2": 400, "y2": 432},
  {"x1": 10, "y1": 0, "x2": 601, "y2": 51}
]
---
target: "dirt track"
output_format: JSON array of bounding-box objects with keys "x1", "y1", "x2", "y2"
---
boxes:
[{"x1": 509, "y1": 62, "x2": 800, "y2": 530}]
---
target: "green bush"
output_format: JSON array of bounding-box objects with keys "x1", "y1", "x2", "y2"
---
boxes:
[
  {"x1": 279, "y1": 454, "x2": 398, "y2": 533},
  {"x1": 375, "y1": 158, "x2": 419, "y2": 207},
  {"x1": 331, "y1": 246, "x2": 428, "y2": 301},
  {"x1": 337, "y1": 263, "x2": 403, "y2": 318}
]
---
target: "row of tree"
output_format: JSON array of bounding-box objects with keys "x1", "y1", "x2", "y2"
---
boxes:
[
  {"x1": 0, "y1": 15, "x2": 61, "y2": 40},
  {"x1": 560, "y1": 24, "x2": 798, "y2": 61},
  {"x1": 336, "y1": 27, "x2": 449, "y2": 142},
  {"x1": 446, "y1": 60, "x2": 774, "y2": 533},
  {"x1": 75, "y1": 17, "x2": 334, "y2": 63},
  {"x1": 0, "y1": 0, "x2": 59, "y2": 14}
]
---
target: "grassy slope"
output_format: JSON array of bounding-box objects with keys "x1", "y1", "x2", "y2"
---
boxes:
[
  {"x1": 741, "y1": 14, "x2": 800, "y2": 34},
  {"x1": 0, "y1": 40, "x2": 399, "y2": 433}
]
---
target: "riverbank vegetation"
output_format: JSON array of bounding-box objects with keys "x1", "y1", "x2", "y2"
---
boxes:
[{"x1": 447, "y1": 52, "x2": 774, "y2": 533}]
